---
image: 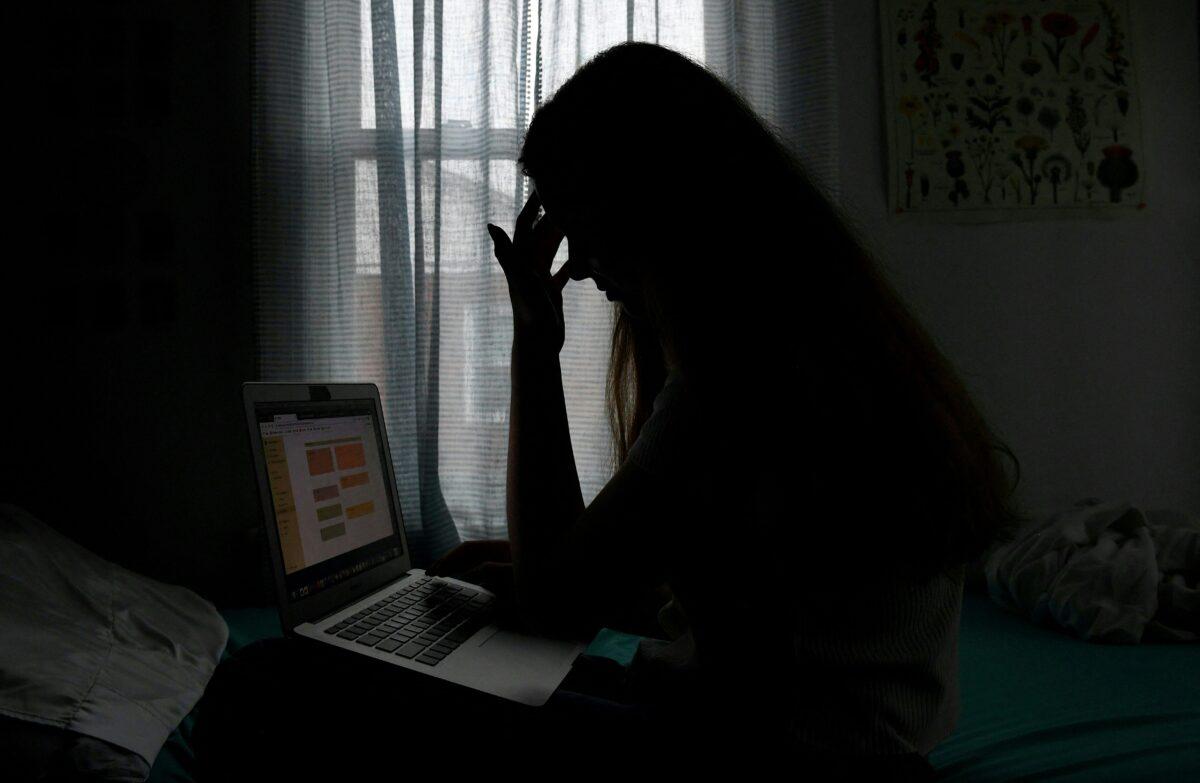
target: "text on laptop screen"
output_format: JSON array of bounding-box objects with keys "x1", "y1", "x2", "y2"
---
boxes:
[{"x1": 256, "y1": 401, "x2": 402, "y2": 601}]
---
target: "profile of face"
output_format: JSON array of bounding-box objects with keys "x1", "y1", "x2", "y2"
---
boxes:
[{"x1": 531, "y1": 177, "x2": 643, "y2": 318}]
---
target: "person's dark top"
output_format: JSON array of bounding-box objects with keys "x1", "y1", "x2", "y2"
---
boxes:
[{"x1": 623, "y1": 368, "x2": 964, "y2": 755}]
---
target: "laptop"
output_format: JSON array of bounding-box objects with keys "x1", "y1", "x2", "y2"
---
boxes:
[{"x1": 242, "y1": 382, "x2": 586, "y2": 706}]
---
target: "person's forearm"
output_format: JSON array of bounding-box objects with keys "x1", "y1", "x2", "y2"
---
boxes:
[{"x1": 506, "y1": 331, "x2": 585, "y2": 624}]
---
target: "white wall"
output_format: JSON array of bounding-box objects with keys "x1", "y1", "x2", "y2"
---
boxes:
[{"x1": 833, "y1": 1, "x2": 1200, "y2": 514}]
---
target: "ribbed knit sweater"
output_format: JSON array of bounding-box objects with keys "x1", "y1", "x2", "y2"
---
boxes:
[{"x1": 625, "y1": 368, "x2": 963, "y2": 756}]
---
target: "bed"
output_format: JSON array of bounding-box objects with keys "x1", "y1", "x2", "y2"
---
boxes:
[{"x1": 148, "y1": 593, "x2": 1200, "y2": 781}]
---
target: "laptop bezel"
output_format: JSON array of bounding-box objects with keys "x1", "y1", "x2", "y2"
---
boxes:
[{"x1": 242, "y1": 382, "x2": 413, "y2": 633}]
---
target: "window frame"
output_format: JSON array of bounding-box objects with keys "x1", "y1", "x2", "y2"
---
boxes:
[{"x1": 334, "y1": 0, "x2": 543, "y2": 279}]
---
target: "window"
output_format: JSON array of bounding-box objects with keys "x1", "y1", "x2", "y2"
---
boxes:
[{"x1": 327, "y1": 1, "x2": 708, "y2": 537}]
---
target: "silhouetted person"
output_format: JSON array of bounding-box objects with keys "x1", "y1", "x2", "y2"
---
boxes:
[{"x1": 194, "y1": 42, "x2": 1021, "y2": 779}]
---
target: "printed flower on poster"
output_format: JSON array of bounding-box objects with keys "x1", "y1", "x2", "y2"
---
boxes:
[
  {"x1": 913, "y1": 1, "x2": 943, "y2": 86},
  {"x1": 883, "y1": 0, "x2": 1142, "y2": 216},
  {"x1": 1040, "y1": 153, "x2": 1072, "y2": 204},
  {"x1": 1016, "y1": 95, "x2": 1035, "y2": 124},
  {"x1": 1065, "y1": 87, "x2": 1092, "y2": 203},
  {"x1": 1014, "y1": 135, "x2": 1048, "y2": 154},
  {"x1": 1037, "y1": 105, "x2": 1061, "y2": 142},
  {"x1": 1097, "y1": 144, "x2": 1138, "y2": 202},
  {"x1": 898, "y1": 95, "x2": 924, "y2": 117},
  {"x1": 965, "y1": 132, "x2": 1002, "y2": 203},
  {"x1": 1065, "y1": 90, "x2": 1088, "y2": 146},
  {"x1": 898, "y1": 94, "x2": 924, "y2": 160},
  {"x1": 916, "y1": 133, "x2": 941, "y2": 156},
  {"x1": 945, "y1": 150, "x2": 970, "y2": 205},
  {"x1": 1041, "y1": 12, "x2": 1079, "y2": 74},
  {"x1": 981, "y1": 10, "x2": 1016, "y2": 34},
  {"x1": 981, "y1": 10, "x2": 1019, "y2": 73},
  {"x1": 963, "y1": 80, "x2": 1011, "y2": 135},
  {"x1": 953, "y1": 30, "x2": 981, "y2": 50},
  {"x1": 1040, "y1": 13, "x2": 1080, "y2": 39},
  {"x1": 1080, "y1": 22, "x2": 1100, "y2": 55},
  {"x1": 1010, "y1": 135, "x2": 1049, "y2": 203},
  {"x1": 1099, "y1": 1, "x2": 1129, "y2": 85},
  {"x1": 923, "y1": 90, "x2": 955, "y2": 125},
  {"x1": 1114, "y1": 89, "x2": 1130, "y2": 116}
]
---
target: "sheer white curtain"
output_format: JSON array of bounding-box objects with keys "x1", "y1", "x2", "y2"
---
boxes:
[{"x1": 252, "y1": 0, "x2": 837, "y2": 565}]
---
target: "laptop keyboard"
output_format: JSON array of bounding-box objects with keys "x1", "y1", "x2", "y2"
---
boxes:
[{"x1": 323, "y1": 576, "x2": 494, "y2": 666}]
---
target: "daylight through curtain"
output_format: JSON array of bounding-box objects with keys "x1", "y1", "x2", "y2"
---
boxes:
[{"x1": 252, "y1": 0, "x2": 837, "y2": 565}]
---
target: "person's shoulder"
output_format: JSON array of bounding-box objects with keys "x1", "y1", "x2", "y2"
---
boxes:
[
  {"x1": 655, "y1": 366, "x2": 686, "y2": 406},
  {"x1": 625, "y1": 370, "x2": 704, "y2": 480}
]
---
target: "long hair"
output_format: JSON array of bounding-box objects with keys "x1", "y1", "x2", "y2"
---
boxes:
[{"x1": 518, "y1": 42, "x2": 1024, "y2": 582}]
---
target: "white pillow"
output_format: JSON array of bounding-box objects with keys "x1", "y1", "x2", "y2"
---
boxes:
[{"x1": 0, "y1": 504, "x2": 228, "y2": 768}]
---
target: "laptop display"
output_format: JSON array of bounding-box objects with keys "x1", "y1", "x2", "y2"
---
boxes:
[
  {"x1": 254, "y1": 399, "x2": 404, "y2": 602},
  {"x1": 243, "y1": 383, "x2": 586, "y2": 706}
]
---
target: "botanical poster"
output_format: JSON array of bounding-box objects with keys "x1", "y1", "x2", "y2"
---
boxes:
[{"x1": 880, "y1": 1, "x2": 1146, "y2": 220}]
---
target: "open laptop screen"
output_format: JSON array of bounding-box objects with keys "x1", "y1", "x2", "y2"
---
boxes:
[{"x1": 255, "y1": 400, "x2": 403, "y2": 602}]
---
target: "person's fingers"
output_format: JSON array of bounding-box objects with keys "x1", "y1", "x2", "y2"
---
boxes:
[
  {"x1": 486, "y1": 223, "x2": 511, "y2": 256},
  {"x1": 491, "y1": 218, "x2": 559, "y2": 282},
  {"x1": 486, "y1": 224, "x2": 515, "y2": 277},
  {"x1": 457, "y1": 562, "x2": 484, "y2": 584},
  {"x1": 550, "y1": 260, "x2": 573, "y2": 292},
  {"x1": 427, "y1": 540, "x2": 513, "y2": 577},
  {"x1": 514, "y1": 191, "x2": 542, "y2": 242},
  {"x1": 460, "y1": 561, "x2": 511, "y2": 592},
  {"x1": 425, "y1": 555, "x2": 451, "y2": 576},
  {"x1": 534, "y1": 221, "x2": 566, "y2": 275}
]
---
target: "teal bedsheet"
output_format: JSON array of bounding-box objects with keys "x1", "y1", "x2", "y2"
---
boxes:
[
  {"x1": 149, "y1": 595, "x2": 1198, "y2": 781},
  {"x1": 930, "y1": 593, "x2": 1199, "y2": 780}
]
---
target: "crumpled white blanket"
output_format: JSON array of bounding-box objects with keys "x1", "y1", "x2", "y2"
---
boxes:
[
  {"x1": 0, "y1": 504, "x2": 228, "y2": 766},
  {"x1": 986, "y1": 498, "x2": 1200, "y2": 643}
]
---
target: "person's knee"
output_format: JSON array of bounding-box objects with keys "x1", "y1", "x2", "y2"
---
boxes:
[{"x1": 193, "y1": 638, "x2": 350, "y2": 775}]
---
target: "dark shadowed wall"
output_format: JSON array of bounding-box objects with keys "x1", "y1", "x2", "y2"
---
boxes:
[
  {"x1": 10, "y1": 3, "x2": 261, "y2": 606},
  {"x1": 834, "y1": 0, "x2": 1200, "y2": 516}
]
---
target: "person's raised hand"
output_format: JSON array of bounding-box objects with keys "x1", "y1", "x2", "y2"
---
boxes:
[{"x1": 487, "y1": 190, "x2": 572, "y2": 354}]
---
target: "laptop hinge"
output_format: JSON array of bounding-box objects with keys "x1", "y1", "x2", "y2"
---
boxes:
[{"x1": 310, "y1": 570, "x2": 415, "y2": 625}]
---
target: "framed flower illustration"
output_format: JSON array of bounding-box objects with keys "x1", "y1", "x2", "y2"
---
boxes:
[{"x1": 880, "y1": 1, "x2": 1147, "y2": 220}]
